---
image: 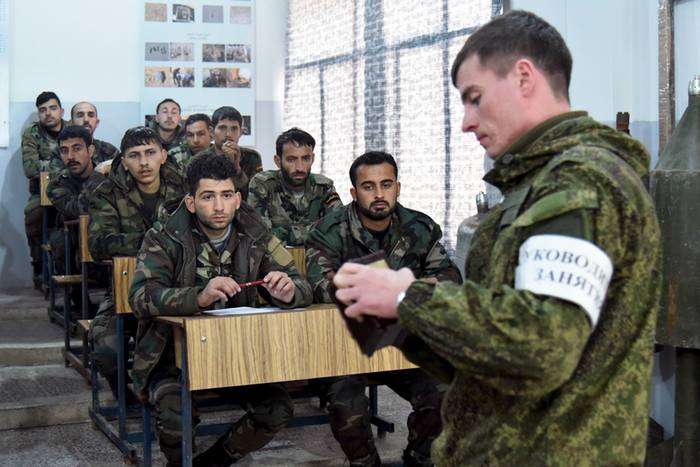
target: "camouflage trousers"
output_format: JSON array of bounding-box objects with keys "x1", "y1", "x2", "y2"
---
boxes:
[
  {"x1": 90, "y1": 296, "x2": 138, "y2": 393},
  {"x1": 24, "y1": 194, "x2": 45, "y2": 275},
  {"x1": 148, "y1": 362, "x2": 293, "y2": 466},
  {"x1": 323, "y1": 369, "x2": 444, "y2": 466}
]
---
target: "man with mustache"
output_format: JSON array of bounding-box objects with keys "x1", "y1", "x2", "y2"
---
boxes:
[
  {"x1": 167, "y1": 113, "x2": 214, "y2": 169},
  {"x1": 87, "y1": 126, "x2": 185, "y2": 399},
  {"x1": 21, "y1": 91, "x2": 70, "y2": 288},
  {"x1": 194, "y1": 106, "x2": 262, "y2": 200},
  {"x1": 69, "y1": 101, "x2": 120, "y2": 166},
  {"x1": 305, "y1": 151, "x2": 461, "y2": 467},
  {"x1": 147, "y1": 98, "x2": 187, "y2": 152},
  {"x1": 247, "y1": 127, "x2": 342, "y2": 246}
]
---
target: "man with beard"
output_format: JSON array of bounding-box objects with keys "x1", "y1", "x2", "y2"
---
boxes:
[
  {"x1": 248, "y1": 127, "x2": 342, "y2": 246},
  {"x1": 194, "y1": 106, "x2": 262, "y2": 199},
  {"x1": 305, "y1": 151, "x2": 461, "y2": 467},
  {"x1": 167, "y1": 113, "x2": 213, "y2": 168},
  {"x1": 68, "y1": 101, "x2": 120, "y2": 167},
  {"x1": 22, "y1": 91, "x2": 70, "y2": 287},
  {"x1": 88, "y1": 126, "x2": 185, "y2": 400},
  {"x1": 147, "y1": 98, "x2": 186, "y2": 152},
  {"x1": 129, "y1": 154, "x2": 312, "y2": 466}
]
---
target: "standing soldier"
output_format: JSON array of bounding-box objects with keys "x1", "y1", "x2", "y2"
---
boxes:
[
  {"x1": 194, "y1": 106, "x2": 262, "y2": 199},
  {"x1": 129, "y1": 154, "x2": 312, "y2": 465},
  {"x1": 333, "y1": 11, "x2": 661, "y2": 466},
  {"x1": 248, "y1": 127, "x2": 342, "y2": 246},
  {"x1": 88, "y1": 126, "x2": 185, "y2": 398},
  {"x1": 167, "y1": 113, "x2": 213, "y2": 168},
  {"x1": 305, "y1": 151, "x2": 461, "y2": 467},
  {"x1": 22, "y1": 91, "x2": 69, "y2": 287}
]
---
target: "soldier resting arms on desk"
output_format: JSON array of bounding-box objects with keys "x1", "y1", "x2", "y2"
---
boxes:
[{"x1": 129, "y1": 154, "x2": 312, "y2": 466}]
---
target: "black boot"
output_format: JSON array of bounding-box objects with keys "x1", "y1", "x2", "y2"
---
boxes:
[
  {"x1": 193, "y1": 436, "x2": 241, "y2": 467},
  {"x1": 402, "y1": 449, "x2": 433, "y2": 467}
]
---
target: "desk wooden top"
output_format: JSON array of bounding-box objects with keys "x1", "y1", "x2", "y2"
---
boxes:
[
  {"x1": 40, "y1": 172, "x2": 52, "y2": 206},
  {"x1": 156, "y1": 304, "x2": 416, "y2": 391}
]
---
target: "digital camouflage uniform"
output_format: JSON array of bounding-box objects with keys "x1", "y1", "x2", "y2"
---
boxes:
[
  {"x1": 247, "y1": 170, "x2": 343, "y2": 246},
  {"x1": 88, "y1": 155, "x2": 185, "y2": 395},
  {"x1": 128, "y1": 201, "x2": 312, "y2": 465},
  {"x1": 21, "y1": 119, "x2": 69, "y2": 278},
  {"x1": 305, "y1": 202, "x2": 462, "y2": 466},
  {"x1": 192, "y1": 145, "x2": 263, "y2": 199},
  {"x1": 396, "y1": 112, "x2": 661, "y2": 466}
]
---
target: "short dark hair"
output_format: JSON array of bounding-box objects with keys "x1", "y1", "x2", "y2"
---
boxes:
[
  {"x1": 155, "y1": 98, "x2": 181, "y2": 114},
  {"x1": 211, "y1": 106, "x2": 242, "y2": 127},
  {"x1": 185, "y1": 113, "x2": 212, "y2": 129},
  {"x1": 120, "y1": 126, "x2": 162, "y2": 154},
  {"x1": 35, "y1": 91, "x2": 61, "y2": 108},
  {"x1": 349, "y1": 151, "x2": 398, "y2": 187},
  {"x1": 58, "y1": 125, "x2": 93, "y2": 147},
  {"x1": 275, "y1": 127, "x2": 315, "y2": 156},
  {"x1": 450, "y1": 10, "x2": 572, "y2": 102},
  {"x1": 186, "y1": 154, "x2": 238, "y2": 195}
]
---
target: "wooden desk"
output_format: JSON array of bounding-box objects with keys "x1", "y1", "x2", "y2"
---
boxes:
[
  {"x1": 286, "y1": 246, "x2": 306, "y2": 275},
  {"x1": 156, "y1": 304, "x2": 415, "y2": 466},
  {"x1": 113, "y1": 257, "x2": 136, "y2": 314},
  {"x1": 39, "y1": 171, "x2": 52, "y2": 206}
]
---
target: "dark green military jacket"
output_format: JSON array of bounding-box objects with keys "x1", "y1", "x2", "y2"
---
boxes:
[
  {"x1": 247, "y1": 170, "x2": 343, "y2": 246},
  {"x1": 47, "y1": 138, "x2": 120, "y2": 173},
  {"x1": 128, "y1": 201, "x2": 313, "y2": 395},
  {"x1": 87, "y1": 154, "x2": 185, "y2": 261},
  {"x1": 47, "y1": 167, "x2": 104, "y2": 221},
  {"x1": 21, "y1": 120, "x2": 69, "y2": 191},
  {"x1": 306, "y1": 202, "x2": 462, "y2": 303},
  {"x1": 146, "y1": 119, "x2": 187, "y2": 153},
  {"x1": 166, "y1": 140, "x2": 208, "y2": 169},
  {"x1": 397, "y1": 112, "x2": 661, "y2": 466},
  {"x1": 192, "y1": 145, "x2": 263, "y2": 199}
]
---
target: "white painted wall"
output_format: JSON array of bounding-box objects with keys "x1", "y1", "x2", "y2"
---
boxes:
[
  {"x1": 0, "y1": 0, "x2": 287, "y2": 289},
  {"x1": 675, "y1": 0, "x2": 700, "y2": 121}
]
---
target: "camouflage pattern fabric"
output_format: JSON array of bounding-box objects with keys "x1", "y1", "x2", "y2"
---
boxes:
[
  {"x1": 305, "y1": 202, "x2": 459, "y2": 465},
  {"x1": 146, "y1": 119, "x2": 187, "y2": 153},
  {"x1": 396, "y1": 112, "x2": 662, "y2": 466},
  {"x1": 186, "y1": 145, "x2": 262, "y2": 199},
  {"x1": 47, "y1": 138, "x2": 119, "y2": 173},
  {"x1": 306, "y1": 202, "x2": 462, "y2": 302},
  {"x1": 128, "y1": 201, "x2": 312, "y2": 396},
  {"x1": 247, "y1": 170, "x2": 343, "y2": 246}
]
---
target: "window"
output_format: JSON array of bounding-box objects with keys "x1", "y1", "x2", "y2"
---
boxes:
[{"x1": 285, "y1": 0, "x2": 501, "y2": 252}]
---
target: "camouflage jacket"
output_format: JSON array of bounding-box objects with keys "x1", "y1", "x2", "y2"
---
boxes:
[
  {"x1": 87, "y1": 155, "x2": 185, "y2": 261},
  {"x1": 48, "y1": 138, "x2": 120, "y2": 173},
  {"x1": 396, "y1": 112, "x2": 661, "y2": 466},
  {"x1": 21, "y1": 120, "x2": 69, "y2": 188},
  {"x1": 247, "y1": 170, "x2": 343, "y2": 246},
  {"x1": 146, "y1": 119, "x2": 187, "y2": 153},
  {"x1": 192, "y1": 145, "x2": 263, "y2": 199},
  {"x1": 47, "y1": 167, "x2": 105, "y2": 222},
  {"x1": 306, "y1": 202, "x2": 462, "y2": 303},
  {"x1": 128, "y1": 201, "x2": 313, "y2": 394}
]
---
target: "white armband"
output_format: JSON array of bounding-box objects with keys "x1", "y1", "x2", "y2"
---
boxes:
[{"x1": 514, "y1": 235, "x2": 613, "y2": 326}]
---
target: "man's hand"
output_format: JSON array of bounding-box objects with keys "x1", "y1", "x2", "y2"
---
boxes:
[
  {"x1": 333, "y1": 264, "x2": 416, "y2": 320},
  {"x1": 94, "y1": 159, "x2": 113, "y2": 175},
  {"x1": 220, "y1": 141, "x2": 241, "y2": 171},
  {"x1": 197, "y1": 276, "x2": 242, "y2": 308},
  {"x1": 263, "y1": 271, "x2": 295, "y2": 304}
]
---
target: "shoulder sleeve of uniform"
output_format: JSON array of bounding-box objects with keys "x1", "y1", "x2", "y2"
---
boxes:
[
  {"x1": 311, "y1": 173, "x2": 335, "y2": 186},
  {"x1": 252, "y1": 170, "x2": 277, "y2": 183},
  {"x1": 313, "y1": 207, "x2": 345, "y2": 234}
]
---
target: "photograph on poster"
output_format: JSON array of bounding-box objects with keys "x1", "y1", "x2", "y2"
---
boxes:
[
  {"x1": 145, "y1": 42, "x2": 169, "y2": 61},
  {"x1": 145, "y1": 3, "x2": 167, "y2": 22},
  {"x1": 145, "y1": 67, "x2": 195, "y2": 88},
  {"x1": 203, "y1": 5, "x2": 224, "y2": 23},
  {"x1": 203, "y1": 44, "x2": 226, "y2": 62},
  {"x1": 242, "y1": 115, "x2": 251, "y2": 135},
  {"x1": 202, "y1": 68, "x2": 228, "y2": 88},
  {"x1": 230, "y1": 6, "x2": 252, "y2": 24},
  {"x1": 170, "y1": 43, "x2": 194, "y2": 61},
  {"x1": 173, "y1": 4, "x2": 195, "y2": 23},
  {"x1": 225, "y1": 44, "x2": 251, "y2": 63},
  {"x1": 202, "y1": 68, "x2": 252, "y2": 88}
]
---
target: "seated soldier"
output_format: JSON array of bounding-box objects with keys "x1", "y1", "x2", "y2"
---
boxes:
[
  {"x1": 167, "y1": 113, "x2": 213, "y2": 168},
  {"x1": 128, "y1": 154, "x2": 312, "y2": 466},
  {"x1": 248, "y1": 127, "x2": 342, "y2": 246},
  {"x1": 70, "y1": 101, "x2": 120, "y2": 167},
  {"x1": 147, "y1": 98, "x2": 187, "y2": 152},
  {"x1": 305, "y1": 151, "x2": 462, "y2": 467},
  {"x1": 88, "y1": 126, "x2": 185, "y2": 399},
  {"x1": 193, "y1": 106, "x2": 262, "y2": 200},
  {"x1": 22, "y1": 91, "x2": 70, "y2": 287},
  {"x1": 47, "y1": 125, "x2": 105, "y2": 313}
]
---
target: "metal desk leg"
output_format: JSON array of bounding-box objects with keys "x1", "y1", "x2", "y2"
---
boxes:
[
  {"x1": 181, "y1": 330, "x2": 193, "y2": 467},
  {"x1": 143, "y1": 404, "x2": 152, "y2": 467},
  {"x1": 117, "y1": 314, "x2": 127, "y2": 439}
]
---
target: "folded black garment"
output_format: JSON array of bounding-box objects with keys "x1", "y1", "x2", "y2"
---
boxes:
[{"x1": 331, "y1": 251, "x2": 407, "y2": 357}]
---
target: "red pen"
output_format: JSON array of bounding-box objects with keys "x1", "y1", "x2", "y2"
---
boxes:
[{"x1": 239, "y1": 279, "x2": 265, "y2": 288}]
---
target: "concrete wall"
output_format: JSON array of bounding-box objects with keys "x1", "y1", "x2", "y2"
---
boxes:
[{"x1": 0, "y1": 0, "x2": 287, "y2": 289}]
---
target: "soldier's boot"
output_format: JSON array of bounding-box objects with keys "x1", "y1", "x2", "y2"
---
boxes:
[
  {"x1": 193, "y1": 436, "x2": 243, "y2": 467},
  {"x1": 402, "y1": 449, "x2": 433, "y2": 467}
]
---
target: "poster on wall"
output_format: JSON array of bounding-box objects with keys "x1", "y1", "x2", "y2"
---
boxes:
[{"x1": 141, "y1": 1, "x2": 255, "y2": 146}]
